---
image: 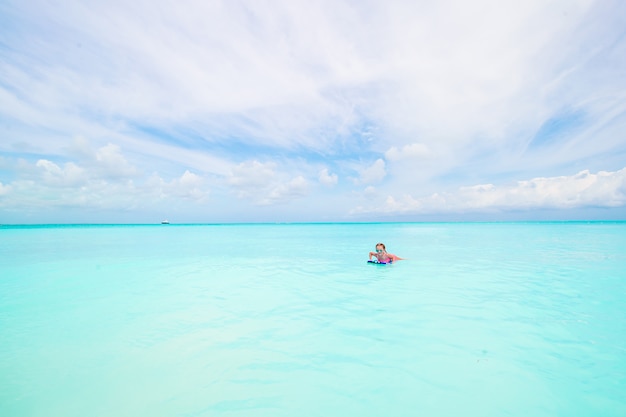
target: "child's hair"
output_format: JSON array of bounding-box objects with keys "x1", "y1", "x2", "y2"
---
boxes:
[{"x1": 376, "y1": 243, "x2": 386, "y2": 250}]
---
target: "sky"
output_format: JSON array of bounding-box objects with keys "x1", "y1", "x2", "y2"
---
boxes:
[{"x1": 1, "y1": 0, "x2": 625, "y2": 223}]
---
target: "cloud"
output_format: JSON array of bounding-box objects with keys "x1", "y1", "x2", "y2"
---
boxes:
[
  {"x1": 0, "y1": 144, "x2": 210, "y2": 212},
  {"x1": 6, "y1": 0, "x2": 622, "y2": 164},
  {"x1": 32, "y1": 140, "x2": 139, "y2": 186},
  {"x1": 318, "y1": 168, "x2": 338, "y2": 186},
  {"x1": 1, "y1": 1, "x2": 625, "y2": 221},
  {"x1": 0, "y1": 182, "x2": 11, "y2": 196},
  {"x1": 358, "y1": 159, "x2": 386, "y2": 184},
  {"x1": 260, "y1": 175, "x2": 309, "y2": 205},
  {"x1": 147, "y1": 170, "x2": 209, "y2": 202},
  {"x1": 228, "y1": 160, "x2": 309, "y2": 204},
  {"x1": 35, "y1": 160, "x2": 86, "y2": 187},
  {"x1": 171, "y1": 170, "x2": 208, "y2": 200},
  {"x1": 228, "y1": 160, "x2": 277, "y2": 196},
  {"x1": 363, "y1": 186, "x2": 377, "y2": 200},
  {"x1": 93, "y1": 143, "x2": 139, "y2": 178},
  {"x1": 355, "y1": 167, "x2": 626, "y2": 214},
  {"x1": 385, "y1": 143, "x2": 431, "y2": 161}
]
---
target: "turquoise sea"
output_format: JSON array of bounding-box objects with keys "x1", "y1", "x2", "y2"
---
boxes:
[{"x1": 1, "y1": 222, "x2": 625, "y2": 416}]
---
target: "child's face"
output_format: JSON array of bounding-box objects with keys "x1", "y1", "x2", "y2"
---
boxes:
[{"x1": 376, "y1": 245, "x2": 384, "y2": 253}]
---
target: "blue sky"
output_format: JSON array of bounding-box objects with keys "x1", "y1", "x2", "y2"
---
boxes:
[{"x1": 1, "y1": 0, "x2": 625, "y2": 223}]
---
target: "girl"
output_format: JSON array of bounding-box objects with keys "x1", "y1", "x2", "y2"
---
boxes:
[{"x1": 369, "y1": 243, "x2": 404, "y2": 263}]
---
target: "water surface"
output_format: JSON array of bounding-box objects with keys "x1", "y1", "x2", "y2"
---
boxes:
[{"x1": 1, "y1": 222, "x2": 625, "y2": 416}]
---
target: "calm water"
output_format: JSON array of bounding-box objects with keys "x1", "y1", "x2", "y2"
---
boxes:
[{"x1": 1, "y1": 222, "x2": 625, "y2": 417}]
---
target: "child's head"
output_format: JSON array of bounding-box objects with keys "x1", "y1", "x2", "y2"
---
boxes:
[{"x1": 376, "y1": 243, "x2": 386, "y2": 252}]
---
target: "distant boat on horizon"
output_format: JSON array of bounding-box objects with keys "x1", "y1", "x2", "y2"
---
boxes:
[{"x1": 161, "y1": 220, "x2": 170, "y2": 224}]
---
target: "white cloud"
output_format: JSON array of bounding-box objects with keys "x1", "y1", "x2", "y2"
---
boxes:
[
  {"x1": 35, "y1": 160, "x2": 86, "y2": 187},
  {"x1": 178, "y1": 170, "x2": 202, "y2": 188},
  {"x1": 0, "y1": 146, "x2": 210, "y2": 212},
  {"x1": 172, "y1": 170, "x2": 208, "y2": 200},
  {"x1": 0, "y1": 182, "x2": 12, "y2": 196},
  {"x1": 147, "y1": 170, "x2": 209, "y2": 202},
  {"x1": 228, "y1": 160, "x2": 309, "y2": 205},
  {"x1": 26, "y1": 141, "x2": 139, "y2": 190},
  {"x1": 260, "y1": 176, "x2": 309, "y2": 205},
  {"x1": 94, "y1": 143, "x2": 139, "y2": 178},
  {"x1": 385, "y1": 143, "x2": 431, "y2": 161},
  {"x1": 228, "y1": 160, "x2": 277, "y2": 196},
  {"x1": 1, "y1": 1, "x2": 625, "y2": 221},
  {"x1": 357, "y1": 167, "x2": 626, "y2": 214},
  {"x1": 364, "y1": 186, "x2": 377, "y2": 200},
  {"x1": 358, "y1": 159, "x2": 386, "y2": 184},
  {"x1": 318, "y1": 168, "x2": 338, "y2": 186},
  {"x1": 5, "y1": 0, "x2": 620, "y2": 164}
]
